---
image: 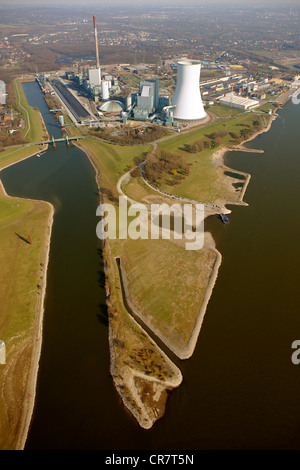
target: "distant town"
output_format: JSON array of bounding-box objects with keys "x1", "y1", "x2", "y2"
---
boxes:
[{"x1": 1, "y1": 3, "x2": 300, "y2": 144}]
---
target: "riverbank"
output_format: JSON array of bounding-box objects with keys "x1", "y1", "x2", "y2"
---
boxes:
[
  {"x1": 0, "y1": 80, "x2": 53, "y2": 450},
  {"x1": 75, "y1": 139, "x2": 184, "y2": 429},
  {"x1": 0, "y1": 175, "x2": 54, "y2": 449},
  {"x1": 16, "y1": 202, "x2": 54, "y2": 450},
  {"x1": 212, "y1": 108, "x2": 279, "y2": 215},
  {"x1": 71, "y1": 106, "x2": 279, "y2": 430}
]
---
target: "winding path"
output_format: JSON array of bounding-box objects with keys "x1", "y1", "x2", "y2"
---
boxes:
[{"x1": 15, "y1": 81, "x2": 30, "y2": 139}]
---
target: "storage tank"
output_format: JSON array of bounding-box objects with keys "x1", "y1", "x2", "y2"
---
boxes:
[
  {"x1": 171, "y1": 59, "x2": 206, "y2": 121},
  {"x1": 126, "y1": 94, "x2": 132, "y2": 111},
  {"x1": 101, "y1": 80, "x2": 109, "y2": 100}
]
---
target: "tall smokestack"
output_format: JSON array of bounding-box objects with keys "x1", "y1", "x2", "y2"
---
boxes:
[{"x1": 93, "y1": 15, "x2": 100, "y2": 69}]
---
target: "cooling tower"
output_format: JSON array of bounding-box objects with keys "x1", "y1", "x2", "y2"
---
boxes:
[{"x1": 171, "y1": 59, "x2": 206, "y2": 122}]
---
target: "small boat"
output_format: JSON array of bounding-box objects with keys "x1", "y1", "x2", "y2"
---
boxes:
[
  {"x1": 219, "y1": 213, "x2": 229, "y2": 225},
  {"x1": 37, "y1": 152, "x2": 45, "y2": 158}
]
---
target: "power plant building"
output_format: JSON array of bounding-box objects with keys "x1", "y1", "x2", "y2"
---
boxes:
[
  {"x1": 88, "y1": 68, "x2": 101, "y2": 87},
  {"x1": 133, "y1": 79, "x2": 159, "y2": 120},
  {"x1": 171, "y1": 59, "x2": 207, "y2": 122}
]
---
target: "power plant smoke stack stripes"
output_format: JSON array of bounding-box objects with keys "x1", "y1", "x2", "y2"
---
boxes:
[{"x1": 93, "y1": 15, "x2": 100, "y2": 70}]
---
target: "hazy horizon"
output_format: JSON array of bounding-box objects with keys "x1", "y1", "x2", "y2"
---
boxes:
[{"x1": 1, "y1": 0, "x2": 300, "y2": 6}]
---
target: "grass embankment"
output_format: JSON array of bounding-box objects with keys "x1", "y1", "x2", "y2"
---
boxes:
[
  {"x1": 77, "y1": 136, "x2": 221, "y2": 427},
  {"x1": 0, "y1": 186, "x2": 52, "y2": 450},
  {"x1": 13, "y1": 79, "x2": 48, "y2": 143},
  {"x1": 0, "y1": 79, "x2": 52, "y2": 450},
  {"x1": 118, "y1": 238, "x2": 218, "y2": 354},
  {"x1": 0, "y1": 79, "x2": 48, "y2": 170}
]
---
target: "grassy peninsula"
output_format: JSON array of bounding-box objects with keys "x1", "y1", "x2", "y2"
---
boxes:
[{"x1": 76, "y1": 101, "x2": 276, "y2": 429}]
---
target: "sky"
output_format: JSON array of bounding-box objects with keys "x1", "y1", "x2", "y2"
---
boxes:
[{"x1": 1, "y1": 0, "x2": 299, "y2": 5}]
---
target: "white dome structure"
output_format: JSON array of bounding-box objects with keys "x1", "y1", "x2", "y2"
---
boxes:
[
  {"x1": 98, "y1": 100, "x2": 125, "y2": 113},
  {"x1": 171, "y1": 59, "x2": 206, "y2": 122}
]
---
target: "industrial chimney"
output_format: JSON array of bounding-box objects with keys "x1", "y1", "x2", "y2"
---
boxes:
[
  {"x1": 93, "y1": 15, "x2": 100, "y2": 70},
  {"x1": 171, "y1": 59, "x2": 206, "y2": 122}
]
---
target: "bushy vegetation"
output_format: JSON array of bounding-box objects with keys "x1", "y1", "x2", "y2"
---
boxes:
[
  {"x1": 144, "y1": 148, "x2": 189, "y2": 187},
  {"x1": 183, "y1": 130, "x2": 228, "y2": 153},
  {"x1": 0, "y1": 131, "x2": 26, "y2": 148}
]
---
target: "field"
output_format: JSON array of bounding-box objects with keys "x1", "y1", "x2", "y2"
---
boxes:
[{"x1": 116, "y1": 237, "x2": 218, "y2": 355}]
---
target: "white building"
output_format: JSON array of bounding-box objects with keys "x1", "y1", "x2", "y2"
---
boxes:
[
  {"x1": 171, "y1": 59, "x2": 206, "y2": 122},
  {"x1": 219, "y1": 92, "x2": 260, "y2": 110}
]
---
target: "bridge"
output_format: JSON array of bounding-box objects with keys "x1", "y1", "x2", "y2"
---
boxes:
[{"x1": 39, "y1": 135, "x2": 84, "y2": 148}]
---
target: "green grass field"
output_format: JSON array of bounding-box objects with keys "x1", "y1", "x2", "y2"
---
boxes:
[
  {"x1": 0, "y1": 186, "x2": 51, "y2": 450},
  {"x1": 155, "y1": 112, "x2": 266, "y2": 202},
  {"x1": 80, "y1": 136, "x2": 220, "y2": 357},
  {"x1": 116, "y1": 238, "x2": 217, "y2": 352},
  {"x1": 78, "y1": 138, "x2": 151, "y2": 200}
]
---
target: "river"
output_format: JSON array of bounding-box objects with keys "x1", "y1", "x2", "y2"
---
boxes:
[{"x1": 2, "y1": 82, "x2": 300, "y2": 450}]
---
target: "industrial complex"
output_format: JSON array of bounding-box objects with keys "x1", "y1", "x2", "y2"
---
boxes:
[
  {"x1": 32, "y1": 14, "x2": 300, "y2": 136},
  {"x1": 35, "y1": 15, "x2": 212, "y2": 131}
]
